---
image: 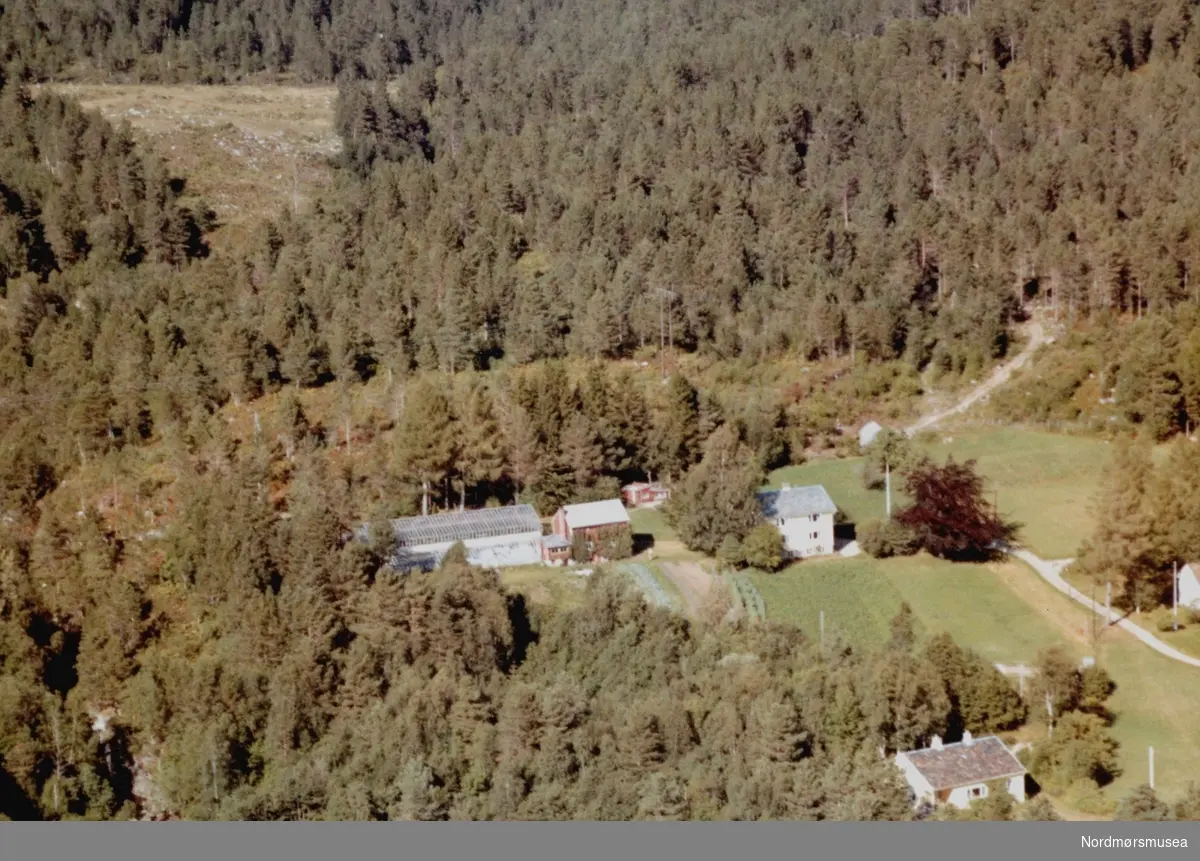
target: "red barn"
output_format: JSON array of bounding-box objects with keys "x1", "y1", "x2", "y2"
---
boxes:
[{"x1": 621, "y1": 481, "x2": 671, "y2": 508}]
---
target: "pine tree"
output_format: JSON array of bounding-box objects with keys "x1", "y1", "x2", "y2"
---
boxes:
[
  {"x1": 455, "y1": 380, "x2": 507, "y2": 508},
  {"x1": 1080, "y1": 437, "x2": 1159, "y2": 611},
  {"x1": 559, "y1": 413, "x2": 605, "y2": 492},
  {"x1": 663, "y1": 425, "x2": 764, "y2": 555},
  {"x1": 395, "y1": 378, "x2": 457, "y2": 515},
  {"x1": 1149, "y1": 438, "x2": 1200, "y2": 565},
  {"x1": 649, "y1": 373, "x2": 701, "y2": 483}
]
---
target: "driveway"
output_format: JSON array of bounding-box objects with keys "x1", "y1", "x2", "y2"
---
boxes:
[{"x1": 1007, "y1": 546, "x2": 1200, "y2": 670}]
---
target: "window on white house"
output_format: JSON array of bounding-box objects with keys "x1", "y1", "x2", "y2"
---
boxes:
[
  {"x1": 810, "y1": 532, "x2": 818, "y2": 540},
  {"x1": 812, "y1": 514, "x2": 818, "y2": 522},
  {"x1": 970, "y1": 786, "x2": 986, "y2": 798}
]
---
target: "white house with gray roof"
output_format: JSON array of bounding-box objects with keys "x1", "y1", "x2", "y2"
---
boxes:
[{"x1": 756, "y1": 484, "x2": 837, "y2": 559}]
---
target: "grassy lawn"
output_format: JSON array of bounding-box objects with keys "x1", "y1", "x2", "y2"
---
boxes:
[
  {"x1": 751, "y1": 550, "x2": 1200, "y2": 802},
  {"x1": 749, "y1": 554, "x2": 1070, "y2": 666},
  {"x1": 500, "y1": 565, "x2": 589, "y2": 611},
  {"x1": 768, "y1": 428, "x2": 1116, "y2": 559},
  {"x1": 628, "y1": 507, "x2": 709, "y2": 562}
]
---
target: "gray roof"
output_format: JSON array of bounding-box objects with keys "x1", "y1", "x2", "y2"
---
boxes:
[
  {"x1": 389, "y1": 504, "x2": 542, "y2": 548},
  {"x1": 902, "y1": 736, "x2": 1026, "y2": 789},
  {"x1": 757, "y1": 485, "x2": 838, "y2": 519},
  {"x1": 542, "y1": 534, "x2": 571, "y2": 549}
]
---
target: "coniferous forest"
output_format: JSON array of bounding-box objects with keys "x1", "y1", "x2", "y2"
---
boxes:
[{"x1": 4, "y1": 0, "x2": 1200, "y2": 820}]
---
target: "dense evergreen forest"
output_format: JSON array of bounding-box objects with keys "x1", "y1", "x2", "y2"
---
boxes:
[{"x1": 5, "y1": 0, "x2": 1200, "y2": 821}]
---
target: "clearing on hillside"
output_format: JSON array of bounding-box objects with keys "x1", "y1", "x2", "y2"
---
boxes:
[{"x1": 41, "y1": 83, "x2": 340, "y2": 248}]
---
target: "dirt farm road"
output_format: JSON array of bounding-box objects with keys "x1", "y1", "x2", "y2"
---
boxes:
[
  {"x1": 905, "y1": 320, "x2": 1046, "y2": 437},
  {"x1": 659, "y1": 561, "x2": 716, "y2": 617}
]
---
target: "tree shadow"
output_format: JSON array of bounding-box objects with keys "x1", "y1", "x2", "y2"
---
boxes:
[
  {"x1": 633, "y1": 532, "x2": 656, "y2": 555},
  {"x1": 0, "y1": 760, "x2": 41, "y2": 820}
]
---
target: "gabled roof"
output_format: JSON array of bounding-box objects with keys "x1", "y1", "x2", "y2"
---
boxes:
[
  {"x1": 389, "y1": 504, "x2": 541, "y2": 547},
  {"x1": 542, "y1": 534, "x2": 571, "y2": 550},
  {"x1": 757, "y1": 485, "x2": 837, "y2": 520},
  {"x1": 562, "y1": 499, "x2": 631, "y2": 529},
  {"x1": 900, "y1": 736, "x2": 1026, "y2": 790}
]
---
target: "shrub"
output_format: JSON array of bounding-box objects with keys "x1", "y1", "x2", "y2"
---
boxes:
[
  {"x1": 595, "y1": 524, "x2": 633, "y2": 561},
  {"x1": 742, "y1": 524, "x2": 785, "y2": 572},
  {"x1": 717, "y1": 535, "x2": 745, "y2": 569},
  {"x1": 1188, "y1": 606, "x2": 1200, "y2": 626},
  {"x1": 858, "y1": 519, "x2": 917, "y2": 558},
  {"x1": 1062, "y1": 780, "x2": 1117, "y2": 817},
  {"x1": 1150, "y1": 606, "x2": 1186, "y2": 632}
]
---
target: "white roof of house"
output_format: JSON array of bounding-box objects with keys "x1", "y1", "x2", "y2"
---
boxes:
[{"x1": 562, "y1": 499, "x2": 631, "y2": 529}]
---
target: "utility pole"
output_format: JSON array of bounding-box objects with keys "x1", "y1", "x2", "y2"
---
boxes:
[
  {"x1": 884, "y1": 459, "x2": 892, "y2": 519},
  {"x1": 1173, "y1": 561, "x2": 1179, "y2": 630},
  {"x1": 1149, "y1": 746, "x2": 1155, "y2": 790},
  {"x1": 1105, "y1": 580, "x2": 1112, "y2": 622},
  {"x1": 652, "y1": 287, "x2": 678, "y2": 381}
]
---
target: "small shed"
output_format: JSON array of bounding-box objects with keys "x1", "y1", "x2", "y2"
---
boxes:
[
  {"x1": 622, "y1": 481, "x2": 671, "y2": 508},
  {"x1": 859, "y1": 420, "x2": 884, "y2": 449},
  {"x1": 541, "y1": 534, "x2": 572, "y2": 565},
  {"x1": 895, "y1": 734, "x2": 1026, "y2": 810}
]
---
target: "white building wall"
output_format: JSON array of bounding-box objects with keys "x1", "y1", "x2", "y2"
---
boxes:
[
  {"x1": 1180, "y1": 564, "x2": 1200, "y2": 610},
  {"x1": 1007, "y1": 774, "x2": 1026, "y2": 803},
  {"x1": 777, "y1": 512, "x2": 835, "y2": 558},
  {"x1": 403, "y1": 530, "x2": 544, "y2": 568},
  {"x1": 947, "y1": 785, "x2": 986, "y2": 809},
  {"x1": 894, "y1": 754, "x2": 934, "y2": 807}
]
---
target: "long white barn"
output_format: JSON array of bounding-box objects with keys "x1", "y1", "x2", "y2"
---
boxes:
[{"x1": 374, "y1": 505, "x2": 545, "y2": 571}]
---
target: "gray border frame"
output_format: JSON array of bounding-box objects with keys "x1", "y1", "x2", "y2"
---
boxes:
[{"x1": 2, "y1": 822, "x2": 1197, "y2": 861}]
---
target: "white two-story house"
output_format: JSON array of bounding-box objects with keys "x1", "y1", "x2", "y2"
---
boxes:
[{"x1": 756, "y1": 483, "x2": 837, "y2": 558}]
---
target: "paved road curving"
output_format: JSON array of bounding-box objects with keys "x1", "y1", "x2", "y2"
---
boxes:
[
  {"x1": 905, "y1": 321, "x2": 1046, "y2": 437},
  {"x1": 1007, "y1": 546, "x2": 1200, "y2": 669}
]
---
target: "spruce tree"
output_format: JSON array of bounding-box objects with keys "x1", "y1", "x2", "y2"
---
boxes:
[{"x1": 395, "y1": 378, "x2": 457, "y2": 515}]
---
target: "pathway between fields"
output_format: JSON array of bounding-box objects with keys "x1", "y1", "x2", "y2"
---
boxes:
[
  {"x1": 1007, "y1": 546, "x2": 1200, "y2": 669},
  {"x1": 659, "y1": 562, "x2": 715, "y2": 617},
  {"x1": 905, "y1": 320, "x2": 1046, "y2": 437}
]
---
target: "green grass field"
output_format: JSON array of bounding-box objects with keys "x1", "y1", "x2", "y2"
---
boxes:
[
  {"x1": 628, "y1": 506, "x2": 709, "y2": 562},
  {"x1": 749, "y1": 555, "x2": 1069, "y2": 665},
  {"x1": 751, "y1": 551, "x2": 1200, "y2": 802},
  {"x1": 768, "y1": 428, "x2": 1116, "y2": 559},
  {"x1": 629, "y1": 507, "x2": 678, "y2": 543},
  {"x1": 500, "y1": 564, "x2": 589, "y2": 610}
]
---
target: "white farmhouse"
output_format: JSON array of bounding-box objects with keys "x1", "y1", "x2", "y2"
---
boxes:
[
  {"x1": 895, "y1": 733, "x2": 1027, "y2": 811},
  {"x1": 756, "y1": 484, "x2": 837, "y2": 559},
  {"x1": 1179, "y1": 562, "x2": 1200, "y2": 610}
]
